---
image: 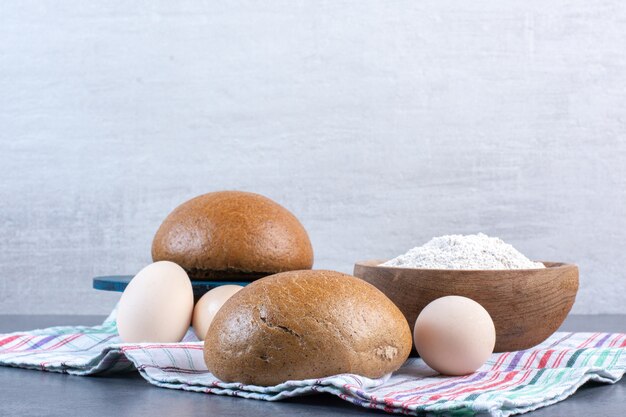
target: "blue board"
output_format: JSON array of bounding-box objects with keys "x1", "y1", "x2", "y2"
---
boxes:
[{"x1": 93, "y1": 275, "x2": 249, "y2": 301}]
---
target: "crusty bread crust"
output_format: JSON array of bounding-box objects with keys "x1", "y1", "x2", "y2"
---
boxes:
[
  {"x1": 152, "y1": 191, "x2": 314, "y2": 280},
  {"x1": 204, "y1": 270, "x2": 412, "y2": 386}
]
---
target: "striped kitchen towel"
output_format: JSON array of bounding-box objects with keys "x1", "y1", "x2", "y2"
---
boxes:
[{"x1": 0, "y1": 309, "x2": 625, "y2": 417}]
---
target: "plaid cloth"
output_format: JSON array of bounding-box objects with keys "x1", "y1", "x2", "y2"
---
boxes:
[{"x1": 1, "y1": 309, "x2": 625, "y2": 417}]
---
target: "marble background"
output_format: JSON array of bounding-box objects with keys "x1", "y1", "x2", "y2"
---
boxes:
[{"x1": 1, "y1": 1, "x2": 625, "y2": 314}]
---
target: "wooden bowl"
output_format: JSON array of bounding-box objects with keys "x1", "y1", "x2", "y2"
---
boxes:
[{"x1": 353, "y1": 260, "x2": 579, "y2": 352}]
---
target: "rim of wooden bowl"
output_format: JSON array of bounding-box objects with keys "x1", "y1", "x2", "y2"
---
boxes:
[{"x1": 355, "y1": 259, "x2": 576, "y2": 273}]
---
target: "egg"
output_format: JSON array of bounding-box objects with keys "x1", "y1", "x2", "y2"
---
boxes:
[
  {"x1": 117, "y1": 261, "x2": 194, "y2": 343},
  {"x1": 192, "y1": 285, "x2": 243, "y2": 340},
  {"x1": 414, "y1": 295, "x2": 496, "y2": 376}
]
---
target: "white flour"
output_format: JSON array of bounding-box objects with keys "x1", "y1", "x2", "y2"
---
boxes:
[{"x1": 381, "y1": 233, "x2": 545, "y2": 270}]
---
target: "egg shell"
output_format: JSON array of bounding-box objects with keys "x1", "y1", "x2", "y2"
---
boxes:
[
  {"x1": 414, "y1": 295, "x2": 495, "y2": 376},
  {"x1": 117, "y1": 261, "x2": 194, "y2": 343},
  {"x1": 192, "y1": 285, "x2": 243, "y2": 340}
]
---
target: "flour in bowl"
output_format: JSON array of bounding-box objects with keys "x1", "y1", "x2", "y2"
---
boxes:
[{"x1": 381, "y1": 233, "x2": 545, "y2": 270}]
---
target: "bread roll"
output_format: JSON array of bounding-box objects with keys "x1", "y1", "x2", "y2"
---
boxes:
[
  {"x1": 204, "y1": 270, "x2": 412, "y2": 386},
  {"x1": 152, "y1": 191, "x2": 313, "y2": 281}
]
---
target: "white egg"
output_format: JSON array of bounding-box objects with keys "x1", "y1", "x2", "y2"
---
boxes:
[
  {"x1": 414, "y1": 295, "x2": 496, "y2": 376},
  {"x1": 117, "y1": 261, "x2": 194, "y2": 343},
  {"x1": 192, "y1": 285, "x2": 243, "y2": 340}
]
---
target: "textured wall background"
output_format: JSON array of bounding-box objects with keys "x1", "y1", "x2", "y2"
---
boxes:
[{"x1": 1, "y1": 1, "x2": 625, "y2": 314}]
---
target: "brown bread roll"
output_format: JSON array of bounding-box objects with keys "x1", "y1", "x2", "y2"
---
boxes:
[
  {"x1": 204, "y1": 270, "x2": 412, "y2": 386},
  {"x1": 152, "y1": 191, "x2": 313, "y2": 281}
]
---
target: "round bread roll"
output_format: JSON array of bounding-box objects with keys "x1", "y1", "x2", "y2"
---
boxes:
[
  {"x1": 204, "y1": 270, "x2": 412, "y2": 386},
  {"x1": 152, "y1": 191, "x2": 313, "y2": 281}
]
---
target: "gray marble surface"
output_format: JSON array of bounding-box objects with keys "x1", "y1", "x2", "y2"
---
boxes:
[
  {"x1": 0, "y1": 314, "x2": 624, "y2": 416},
  {"x1": 3, "y1": 1, "x2": 626, "y2": 317}
]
